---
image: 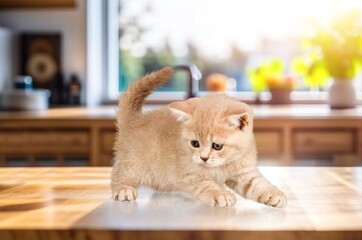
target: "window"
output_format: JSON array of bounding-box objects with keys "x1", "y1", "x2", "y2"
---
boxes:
[{"x1": 107, "y1": 0, "x2": 362, "y2": 102}]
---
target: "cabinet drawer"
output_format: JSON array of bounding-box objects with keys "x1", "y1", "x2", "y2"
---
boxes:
[
  {"x1": 101, "y1": 131, "x2": 115, "y2": 153},
  {"x1": 0, "y1": 132, "x2": 30, "y2": 152},
  {"x1": 59, "y1": 132, "x2": 89, "y2": 153},
  {"x1": 30, "y1": 132, "x2": 58, "y2": 144},
  {"x1": 294, "y1": 130, "x2": 354, "y2": 155},
  {"x1": 59, "y1": 132, "x2": 88, "y2": 145},
  {"x1": 0, "y1": 130, "x2": 89, "y2": 154},
  {"x1": 254, "y1": 130, "x2": 281, "y2": 155},
  {"x1": 0, "y1": 132, "x2": 29, "y2": 145},
  {"x1": 30, "y1": 132, "x2": 59, "y2": 152}
]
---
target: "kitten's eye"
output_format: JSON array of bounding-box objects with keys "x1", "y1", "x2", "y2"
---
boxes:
[
  {"x1": 212, "y1": 143, "x2": 223, "y2": 151},
  {"x1": 190, "y1": 140, "x2": 200, "y2": 148}
]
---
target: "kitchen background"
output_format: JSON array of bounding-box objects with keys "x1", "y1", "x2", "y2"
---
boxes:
[
  {"x1": 0, "y1": 0, "x2": 361, "y2": 167},
  {"x1": 0, "y1": 0, "x2": 86, "y2": 105}
]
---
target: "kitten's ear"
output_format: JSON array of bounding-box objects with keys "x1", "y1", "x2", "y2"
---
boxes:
[
  {"x1": 227, "y1": 112, "x2": 249, "y2": 130},
  {"x1": 168, "y1": 107, "x2": 191, "y2": 122},
  {"x1": 168, "y1": 98, "x2": 199, "y2": 122}
]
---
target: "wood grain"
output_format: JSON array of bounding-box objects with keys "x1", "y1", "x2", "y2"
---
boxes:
[{"x1": 0, "y1": 167, "x2": 361, "y2": 240}]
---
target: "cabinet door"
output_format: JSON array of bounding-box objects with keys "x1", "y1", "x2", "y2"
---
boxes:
[
  {"x1": 101, "y1": 131, "x2": 115, "y2": 154},
  {"x1": 293, "y1": 130, "x2": 355, "y2": 155},
  {"x1": 0, "y1": 130, "x2": 90, "y2": 157},
  {"x1": 254, "y1": 130, "x2": 281, "y2": 156},
  {"x1": 30, "y1": 132, "x2": 58, "y2": 152},
  {"x1": 0, "y1": 132, "x2": 29, "y2": 153},
  {"x1": 59, "y1": 132, "x2": 89, "y2": 153},
  {"x1": 100, "y1": 130, "x2": 116, "y2": 166}
]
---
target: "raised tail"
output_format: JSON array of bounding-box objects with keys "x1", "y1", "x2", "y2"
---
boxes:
[{"x1": 117, "y1": 67, "x2": 174, "y2": 123}]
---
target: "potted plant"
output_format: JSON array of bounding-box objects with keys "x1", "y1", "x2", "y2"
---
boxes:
[
  {"x1": 292, "y1": 53, "x2": 331, "y2": 92},
  {"x1": 248, "y1": 59, "x2": 295, "y2": 104},
  {"x1": 292, "y1": 52, "x2": 330, "y2": 91},
  {"x1": 307, "y1": 11, "x2": 362, "y2": 108}
]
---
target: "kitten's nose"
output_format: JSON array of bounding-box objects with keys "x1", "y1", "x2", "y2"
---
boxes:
[{"x1": 200, "y1": 156, "x2": 209, "y2": 162}]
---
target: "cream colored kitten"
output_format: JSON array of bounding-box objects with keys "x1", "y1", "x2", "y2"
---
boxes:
[{"x1": 111, "y1": 67, "x2": 287, "y2": 208}]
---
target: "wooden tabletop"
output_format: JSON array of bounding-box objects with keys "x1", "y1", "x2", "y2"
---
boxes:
[
  {"x1": 1, "y1": 105, "x2": 362, "y2": 120},
  {"x1": 0, "y1": 167, "x2": 361, "y2": 240}
]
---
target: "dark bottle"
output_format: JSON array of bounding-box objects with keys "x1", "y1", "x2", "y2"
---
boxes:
[
  {"x1": 68, "y1": 74, "x2": 81, "y2": 105},
  {"x1": 53, "y1": 71, "x2": 64, "y2": 105}
]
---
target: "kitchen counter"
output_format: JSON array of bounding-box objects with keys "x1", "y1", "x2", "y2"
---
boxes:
[
  {"x1": 0, "y1": 105, "x2": 362, "y2": 166},
  {"x1": 1, "y1": 104, "x2": 362, "y2": 120},
  {"x1": 0, "y1": 167, "x2": 361, "y2": 240}
]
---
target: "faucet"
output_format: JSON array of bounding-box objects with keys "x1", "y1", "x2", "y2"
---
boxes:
[{"x1": 173, "y1": 65, "x2": 202, "y2": 99}]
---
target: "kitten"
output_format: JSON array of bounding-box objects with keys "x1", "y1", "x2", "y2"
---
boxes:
[{"x1": 111, "y1": 67, "x2": 287, "y2": 208}]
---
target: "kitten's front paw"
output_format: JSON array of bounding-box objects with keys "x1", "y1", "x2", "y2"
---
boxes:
[
  {"x1": 112, "y1": 186, "x2": 138, "y2": 201},
  {"x1": 202, "y1": 191, "x2": 236, "y2": 207},
  {"x1": 257, "y1": 188, "x2": 287, "y2": 208}
]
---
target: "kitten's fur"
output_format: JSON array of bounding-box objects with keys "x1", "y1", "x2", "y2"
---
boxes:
[{"x1": 111, "y1": 67, "x2": 287, "y2": 208}]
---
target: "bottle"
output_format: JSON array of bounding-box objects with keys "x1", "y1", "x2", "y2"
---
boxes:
[
  {"x1": 53, "y1": 71, "x2": 64, "y2": 105},
  {"x1": 14, "y1": 75, "x2": 33, "y2": 91},
  {"x1": 68, "y1": 74, "x2": 81, "y2": 105}
]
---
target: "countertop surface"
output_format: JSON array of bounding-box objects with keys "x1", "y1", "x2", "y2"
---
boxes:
[
  {"x1": 0, "y1": 104, "x2": 362, "y2": 120},
  {"x1": 0, "y1": 167, "x2": 361, "y2": 239}
]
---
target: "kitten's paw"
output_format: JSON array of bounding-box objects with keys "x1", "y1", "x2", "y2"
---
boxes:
[
  {"x1": 257, "y1": 188, "x2": 287, "y2": 208},
  {"x1": 202, "y1": 191, "x2": 236, "y2": 207},
  {"x1": 112, "y1": 186, "x2": 138, "y2": 201}
]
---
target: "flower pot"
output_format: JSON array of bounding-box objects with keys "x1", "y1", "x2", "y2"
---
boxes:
[
  {"x1": 328, "y1": 80, "x2": 356, "y2": 109},
  {"x1": 269, "y1": 88, "x2": 291, "y2": 104}
]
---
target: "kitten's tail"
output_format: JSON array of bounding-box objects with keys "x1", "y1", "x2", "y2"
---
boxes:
[{"x1": 117, "y1": 67, "x2": 174, "y2": 122}]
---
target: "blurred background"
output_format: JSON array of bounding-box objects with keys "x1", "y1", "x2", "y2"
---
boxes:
[
  {"x1": 1, "y1": 0, "x2": 362, "y2": 104},
  {"x1": 0, "y1": 0, "x2": 361, "y2": 167},
  {"x1": 117, "y1": 0, "x2": 362, "y2": 95}
]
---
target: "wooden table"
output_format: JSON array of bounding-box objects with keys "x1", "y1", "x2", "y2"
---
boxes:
[{"x1": 0, "y1": 167, "x2": 361, "y2": 240}]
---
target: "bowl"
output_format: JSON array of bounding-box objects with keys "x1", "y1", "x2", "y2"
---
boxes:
[{"x1": 0, "y1": 89, "x2": 50, "y2": 111}]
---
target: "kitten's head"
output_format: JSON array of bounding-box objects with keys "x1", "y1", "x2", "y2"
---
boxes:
[{"x1": 169, "y1": 94, "x2": 254, "y2": 168}]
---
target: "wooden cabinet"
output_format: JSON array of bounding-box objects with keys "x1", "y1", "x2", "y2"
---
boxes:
[
  {"x1": 293, "y1": 129, "x2": 355, "y2": 155},
  {"x1": 0, "y1": 106, "x2": 361, "y2": 166},
  {"x1": 100, "y1": 130, "x2": 116, "y2": 166},
  {"x1": 0, "y1": 132, "x2": 28, "y2": 152},
  {"x1": 59, "y1": 132, "x2": 89, "y2": 153},
  {"x1": 254, "y1": 130, "x2": 282, "y2": 156},
  {"x1": 0, "y1": 129, "x2": 90, "y2": 166},
  {"x1": 254, "y1": 118, "x2": 362, "y2": 164},
  {"x1": 0, "y1": 130, "x2": 89, "y2": 154}
]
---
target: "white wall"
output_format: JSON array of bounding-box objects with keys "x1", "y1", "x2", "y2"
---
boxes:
[
  {"x1": 0, "y1": 0, "x2": 86, "y2": 101},
  {"x1": 0, "y1": 27, "x2": 12, "y2": 91},
  {"x1": 86, "y1": 0, "x2": 105, "y2": 106}
]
